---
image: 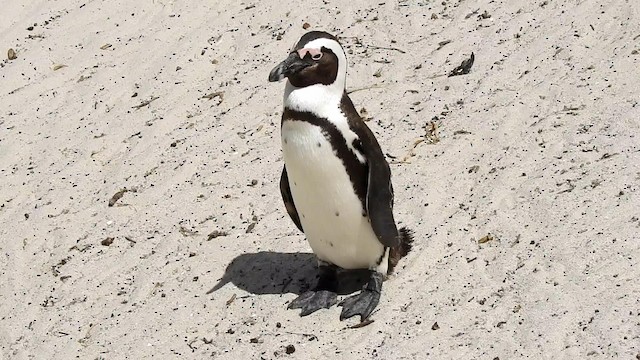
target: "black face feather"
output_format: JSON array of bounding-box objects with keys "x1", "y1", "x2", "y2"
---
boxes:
[
  {"x1": 268, "y1": 32, "x2": 340, "y2": 87},
  {"x1": 287, "y1": 47, "x2": 338, "y2": 87}
]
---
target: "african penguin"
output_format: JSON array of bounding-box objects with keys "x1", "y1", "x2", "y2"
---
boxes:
[{"x1": 268, "y1": 31, "x2": 413, "y2": 321}]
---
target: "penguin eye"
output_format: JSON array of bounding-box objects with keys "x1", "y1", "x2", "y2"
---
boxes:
[{"x1": 312, "y1": 53, "x2": 323, "y2": 61}]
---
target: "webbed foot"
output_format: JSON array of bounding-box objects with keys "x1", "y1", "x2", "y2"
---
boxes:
[
  {"x1": 288, "y1": 264, "x2": 338, "y2": 317},
  {"x1": 288, "y1": 290, "x2": 338, "y2": 316},
  {"x1": 338, "y1": 271, "x2": 383, "y2": 321}
]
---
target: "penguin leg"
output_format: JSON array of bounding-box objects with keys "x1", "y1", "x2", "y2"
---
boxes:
[
  {"x1": 338, "y1": 270, "x2": 383, "y2": 321},
  {"x1": 288, "y1": 262, "x2": 338, "y2": 316}
]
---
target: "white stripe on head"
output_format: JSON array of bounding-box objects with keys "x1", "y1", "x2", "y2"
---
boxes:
[{"x1": 301, "y1": 37, "x2": 347, "y2": 91}]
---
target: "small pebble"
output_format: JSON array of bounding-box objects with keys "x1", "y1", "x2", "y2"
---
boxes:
[{"x1": 285, "y1": 344, "x2": 296, "y2": 354}]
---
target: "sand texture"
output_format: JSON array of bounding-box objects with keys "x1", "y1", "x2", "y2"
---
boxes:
[{"x1": 1, "y1": 0, "x2": 639, "y2": 358}]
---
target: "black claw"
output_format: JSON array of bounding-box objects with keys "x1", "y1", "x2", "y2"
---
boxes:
[
  {"x1": 288, "y1": 290, "x2": 337, "y2": 316},
  {"x1": 338, "y1": 272, "x2": 384, "y2": 321}
]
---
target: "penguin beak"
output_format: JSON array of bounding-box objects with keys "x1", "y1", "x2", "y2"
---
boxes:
[{"x1": 268, "y1": 52, "x2": 311, "y2": 82}]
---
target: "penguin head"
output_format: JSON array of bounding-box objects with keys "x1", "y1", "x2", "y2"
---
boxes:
[{"x1": 269, "y1": 31, "x2": 347, "y2": 112}]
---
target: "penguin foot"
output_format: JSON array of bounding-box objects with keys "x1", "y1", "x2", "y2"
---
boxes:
[
  {"x1": 288, "y1": 264, "x2": 338, "y2": 316},
  {"x1": 338, "y1": 272, "x2": 384, "y2": 321},
  {"x1": 288, "y1": 290, "x2": 338, "y2": 316}
]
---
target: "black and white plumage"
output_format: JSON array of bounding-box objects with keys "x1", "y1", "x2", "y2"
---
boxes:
[{"x1": 269, "y1": 31, "x2": 413, "y2": 321}]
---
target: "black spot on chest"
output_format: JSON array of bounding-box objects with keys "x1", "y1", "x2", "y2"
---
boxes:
[{"x1": 282, "y1": 108, "x2": 368, "y2": 207}]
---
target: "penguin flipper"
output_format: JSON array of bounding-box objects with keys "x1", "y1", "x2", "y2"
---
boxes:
[
  {"x1": 356, "y1": 122, "x2": 399, "y2": 248},
  {"x1": 280, "y1": 166, "x2": 303, "y2": 232},
  {"x1": 364, "y1": 144, "x2": 399, "y2": 248},
  {"x1": 341, "y1": 92, "x2": 399, "y2": 248}
]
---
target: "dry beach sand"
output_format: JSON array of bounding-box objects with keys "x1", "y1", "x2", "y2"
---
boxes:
[{"x1": 1, "y1": 0, "x2": 639, "y2": 358}]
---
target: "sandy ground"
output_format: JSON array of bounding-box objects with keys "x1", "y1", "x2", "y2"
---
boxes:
[{"x1": 1, "y1": 0, "x2": 639, "y2": 359}]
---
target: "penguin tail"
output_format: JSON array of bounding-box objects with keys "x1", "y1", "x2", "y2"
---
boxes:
[
  {"x1": 397, "y1": 226, "x2": 414, "y2": 257},
  {"x1": 388, "y1": 226, "x2": 414, "y2": 274}
]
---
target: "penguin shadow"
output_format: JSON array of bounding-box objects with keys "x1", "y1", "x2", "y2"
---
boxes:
[{"x1": 207, "y1": 251, "x2": 369, "y2": 296}]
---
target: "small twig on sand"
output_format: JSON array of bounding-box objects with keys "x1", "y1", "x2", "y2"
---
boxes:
[
  {"x1": 347, "y1": 84, "x2": 385, "y2": 94},
  {"x1": 132, "y1": 96, "x2": 160, "y2": 109},
  {"x1": 396, "y1": 121, "x2": 440, "y2": 163},
  {"x1": 368, "y1": 45, "x2": 406, "y2": 54},
  {"x1": 349, "y1": 319, "x2": 375, "y2": 329},
  {"x1": 436, "y1": 39, "x2": 452, "y2": 50},
  {"x1": 201, "y1": 91, "x2": 224, "y2": 104},
  {"x1": 225, "y1": 293, "x2": 237, "y2": 307},
  {"x1": 284, "y1": 331, "x2": 318, "y2": 341},
  {"x1": 108, "y1": 189, "x2": 129, "y2": 207}
]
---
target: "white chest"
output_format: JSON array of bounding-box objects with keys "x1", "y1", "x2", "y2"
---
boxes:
[{"x1": 281, "y1": 120, "x2": 384, "y2": 270}]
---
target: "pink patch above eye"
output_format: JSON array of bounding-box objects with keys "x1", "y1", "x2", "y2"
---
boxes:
[{"x1": 297, "y1": 48, "x2": 322, "y2": 60}]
